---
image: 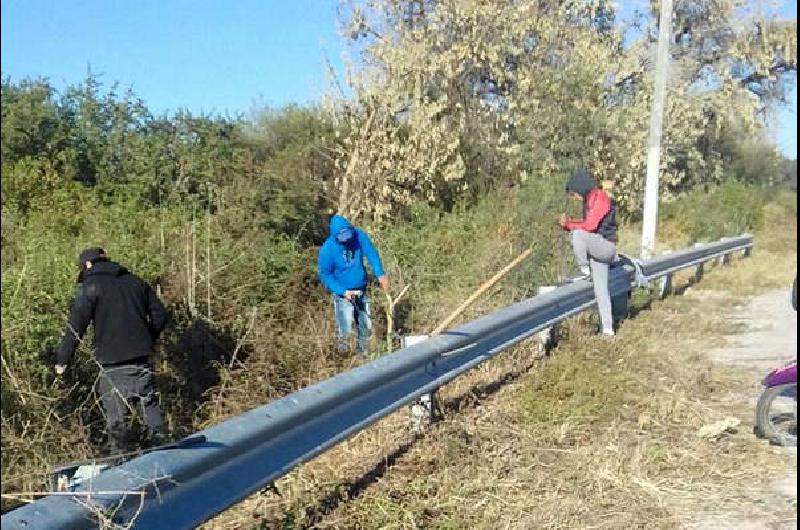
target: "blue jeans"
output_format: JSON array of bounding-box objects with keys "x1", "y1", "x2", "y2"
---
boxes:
[{"x1": 333, "y1": 292, "x2": 371, "y2": 354}]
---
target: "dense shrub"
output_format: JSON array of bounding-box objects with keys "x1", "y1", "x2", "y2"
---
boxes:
[{"x1": 0, "y1": 38, "x2": 795, "y2": 507}]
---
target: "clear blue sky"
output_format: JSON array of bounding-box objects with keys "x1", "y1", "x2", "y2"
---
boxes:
[
  {"x1": 1, "y1": 0, "x2": 796, "y2": 157},
  {"x1": 1, "y1": 1, "x2": 347, "y2": 116},
  {"x1": 776, "y1": 82, "x2": 797, "y2": 159}
]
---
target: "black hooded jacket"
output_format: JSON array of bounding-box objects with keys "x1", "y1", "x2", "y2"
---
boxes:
[
  {"x1": 57, "y1": 261, "x2": 167, "y2": 366},
  {"x1": 563, "y1": 168, "x2": 618, "y2": 242}
]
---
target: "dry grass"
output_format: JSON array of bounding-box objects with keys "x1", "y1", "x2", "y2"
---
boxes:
[
  {"x1": 691, "y1": 202, "x2": 797, "y2": 296},
  {"x1": 201, "y1": 201, "x2": 796, "y2": 529},
  {"x1": 0, "y1": 358, "x2": 105, "y2": 513},
  {"x1": 5, "y1": 191, "x2": 793, "y2": 526},
  {"x1": 301, "y1": 293, "x2": 784, "y2": 529}
]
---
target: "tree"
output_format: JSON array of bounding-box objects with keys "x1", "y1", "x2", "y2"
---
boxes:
[{"x1": 331, "y1": 0, "x2": 797, "y2": 219}]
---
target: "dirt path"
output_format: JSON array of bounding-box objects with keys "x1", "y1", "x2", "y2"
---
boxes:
[
  {"x1": 687, "y1": 288, "x2": 797, "y2": 529},
  {"x1": 709, "y1": 289, "x2": 797, "y2": 372}
]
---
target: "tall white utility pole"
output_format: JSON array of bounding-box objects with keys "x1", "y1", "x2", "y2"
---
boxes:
[{"x1": 641, "y1": 0, "x2": 673, "y2": 259}]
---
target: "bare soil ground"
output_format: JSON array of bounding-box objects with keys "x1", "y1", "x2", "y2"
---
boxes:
[{"x1": 684, "y1": 288, "x2": 796, "y2": 530}]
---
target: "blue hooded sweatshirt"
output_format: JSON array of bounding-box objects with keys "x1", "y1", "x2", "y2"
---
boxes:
[{"x1": 318, "y1": 215, "x2": 385, "y2": 296}]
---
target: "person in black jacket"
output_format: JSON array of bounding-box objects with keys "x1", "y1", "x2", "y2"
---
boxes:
[{"x1": 56, "y1": 247, "x2": 168, "y2": 454}]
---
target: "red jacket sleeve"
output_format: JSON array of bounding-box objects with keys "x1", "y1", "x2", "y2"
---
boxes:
[{"x1": 562, "y1": 189, "x2": 611, "y2": 233}]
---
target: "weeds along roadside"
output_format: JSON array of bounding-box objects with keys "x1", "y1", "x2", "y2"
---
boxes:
[
  {"x1": 201, "y1": 186, "x2": 796, "y2": 528},
  {"x1": 306, "y1": 266, "x2": 796, "y2": 529},
  {"x1": 0, "y1": 182, "x2": 793, "y2": 515}
]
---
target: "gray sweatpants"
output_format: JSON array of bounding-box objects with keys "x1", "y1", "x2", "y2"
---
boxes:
[{"x1": 571, "y1": 230, "x2": 617, "y2": 332}]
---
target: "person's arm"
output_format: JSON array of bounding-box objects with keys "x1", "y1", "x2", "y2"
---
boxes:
[
  {"x1": 146, "y1": 282, "x2": 168, "y2": 339},
  {"x1": 357, "y1": 229, "x2": 387, "y2": 286},
  {"x1": 56, "y1": 284, "x2": 97, "y2": 369},
  {"x1": 318, "y1": 244, "x2": 347, "y2": 296},
  {"x1": 561, "y1": 191, "x2": 611, "y2": 233}
]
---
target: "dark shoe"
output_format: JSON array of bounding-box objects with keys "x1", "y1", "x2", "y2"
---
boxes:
[{"x1": 147, "y1": 432, "x2": 168, "y2": 448}]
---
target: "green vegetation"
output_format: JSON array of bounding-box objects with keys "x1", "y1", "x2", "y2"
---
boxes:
[
  {"x1": 1, "y1": 0, "x2": 796, "y2": 517},
  {"x1": 519, "y1": 343, "x2": 639, "y2": 426},
  {"x1": 247, "y1": 196, "x2": 796, "y2": 529}
]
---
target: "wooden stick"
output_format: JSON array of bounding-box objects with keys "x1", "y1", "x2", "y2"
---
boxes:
[
  {"x1": 430, "y1": 248, "x2": 532, "y2": 335},
  {"x1": 384, "y1": 285, "x2": 410, "y2": 352}
]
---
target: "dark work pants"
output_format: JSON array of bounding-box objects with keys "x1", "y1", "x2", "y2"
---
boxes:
[{"x1": 97, "y1": 362, "x2": 164, "y2": 454}]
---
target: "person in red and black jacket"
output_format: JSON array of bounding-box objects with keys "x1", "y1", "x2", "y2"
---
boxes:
[{"x1": 559, "y1": 167, "x2": 618, "y2": 336}]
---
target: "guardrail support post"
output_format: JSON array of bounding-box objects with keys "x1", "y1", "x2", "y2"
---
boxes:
[
  {"x1": 611, "y1": 290, "x2": 630, "y2": 324},
  {"x1": 535, "y1": 286, "x2": 559, "y2": 355},
  {"x1": 610, "y1": 263, "x2": 631, "y2": 323},
  {"x1": 655, "y1": 248, "x2": 673, "y2": 299},
  {"x1": 693, "y1": 243, "x2": 705, "y2": 283},
  {"x1": 742, "y1": 246, "x2": 752, "y2": 258},
  {"x1": 658, "y1": 274, "x2": 672, "y2": 299},
  {"x1": 716, "y1": 239, "x2": 731, "y2": 266},
  {"x1": 402, "y1": 335, "x2": 441, "y2": 431},
  {"x1": 694, "y1": 262, "x2": 704, "y2": 283},
  {"x1": 409, "y1": 392, "x2": 440, "y2": 432}
]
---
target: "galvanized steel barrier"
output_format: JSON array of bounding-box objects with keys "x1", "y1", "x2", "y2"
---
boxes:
[{"x1": 1, "y1": 234, "x2": 753, "y2": 530}]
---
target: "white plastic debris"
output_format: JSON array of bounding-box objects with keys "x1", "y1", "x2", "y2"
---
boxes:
[{"x1": 697, "y1": 417, "x2": 741, "y2": 440}]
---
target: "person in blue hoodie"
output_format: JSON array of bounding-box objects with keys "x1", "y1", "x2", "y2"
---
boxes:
[{"x1": 318, "y1": 215, "x2": 389, "y2": 356}]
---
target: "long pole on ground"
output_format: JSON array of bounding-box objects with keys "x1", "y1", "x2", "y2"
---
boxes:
[
  {"x1": 641, "y1": 0, "x2": 673, "y2": 259},
  {"x1": 430, "y1": 248, "x2": 532, "y2": 335}
]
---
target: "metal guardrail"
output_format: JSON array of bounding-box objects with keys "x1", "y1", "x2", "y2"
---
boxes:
[
  {"x1": 1, "y1": 234, "x2": 753, "y2": 530},
  {"x1": 637, "y1": 234, "x2": 752, "y2": 283}
]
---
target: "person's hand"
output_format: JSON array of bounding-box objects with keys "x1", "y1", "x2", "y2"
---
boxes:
[
  {"x1": 378, "y1": 275, "x2": 389, "y2": 291},
  {"x1": 344, "y1": 290, "x2": 359, "y2": 301},
  {"x1": 558, "y1": 213, "x2": 568, "y2": 227},
  {"x1": 55, "y1": 365, "x2": 66, "y2": 376}
]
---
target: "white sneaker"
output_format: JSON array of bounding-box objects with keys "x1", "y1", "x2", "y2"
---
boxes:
[{"x1": 602, "y1": 328, "x2": 615, "y2": 337}]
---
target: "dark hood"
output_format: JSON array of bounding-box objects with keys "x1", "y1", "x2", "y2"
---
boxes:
[
  {"x1": 565, "y1": 167, "x2": 597, "y2": 198},
  {"x1": 87, "y1": 260, "x2": 129, "y2": 277}
]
